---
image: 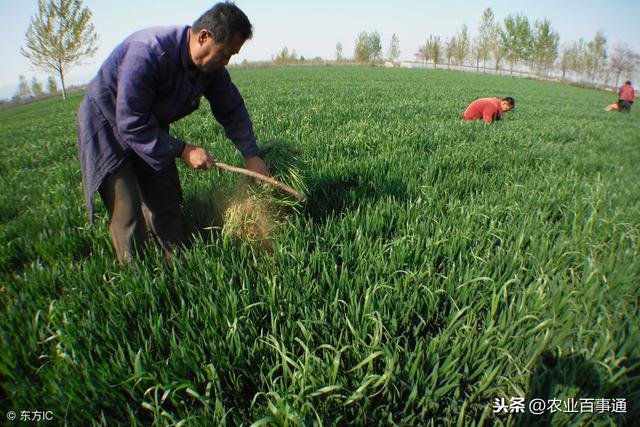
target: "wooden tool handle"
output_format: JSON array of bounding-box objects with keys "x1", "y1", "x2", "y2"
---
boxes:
[{"x1": 212, "y1": 160, "x2": 306, "y2": 201}]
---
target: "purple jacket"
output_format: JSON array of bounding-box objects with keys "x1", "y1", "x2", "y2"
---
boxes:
[{"x1": 77, "y1": 25, "x2": 259, "y2": 219}]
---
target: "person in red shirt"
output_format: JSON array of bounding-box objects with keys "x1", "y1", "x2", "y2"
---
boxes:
[
  {"x1": 462, "y1": 97, "x2": 514, "y2": 123},
  {"x1": 617, "y1": 80, "x2": 635, "y2": 112}
]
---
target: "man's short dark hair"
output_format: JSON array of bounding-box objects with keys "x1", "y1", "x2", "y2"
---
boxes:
[
  {"x1": 503, "y1": 96, "x2": 515, "y2": 109},
  {"x1": 626, "y1": 80, "x2": 632, "y2": 85},
  {"x1": 193, "y1": 2, "x2": 253, "y2": 43}
]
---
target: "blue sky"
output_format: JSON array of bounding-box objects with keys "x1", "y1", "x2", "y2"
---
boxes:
[{"x1": 1, "y1": 0, "x2": 639, "y2": 99}]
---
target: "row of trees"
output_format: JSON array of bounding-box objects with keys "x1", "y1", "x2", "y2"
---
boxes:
[
  {"x1": 17, "y1": 1, "x2": 640, "y2": 102},
  {"x1": 350, "y1": 32, "x2": 401, "y2": 63},
  {"x1": 417, "y1": 8, "x2": 640, "y2": 87},
  {"x1": 558, "y1": 38, "x2": 639, "y2": 86},
  {"x1": 340, "y1": 8, "x2": 638, "y2": 88},
  {"x1": 271, "y1": 47, "x2": 323, "y2": 64},
  {"x1": 413, "y1": 11, "x2": 564, "y2": 76},
  {"x1": 15, "y1": 75, "x2": 58, "y2": 99}
]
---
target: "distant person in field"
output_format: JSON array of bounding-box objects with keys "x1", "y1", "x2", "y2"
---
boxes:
[
  {"x1": 77, "y1": 2, "x2": 268, "y2": 264},
  {"x1": 606, "y1": 80, "x2": 635, "y2": 112},
  {"x1": 462, "y1": 97, "x2": 515, "y2": 123}
]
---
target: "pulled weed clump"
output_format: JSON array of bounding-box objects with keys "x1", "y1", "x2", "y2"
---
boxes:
[
  {"x1": 223, "y1": 192, "x2": 278, "y2": 250},
  {"x1": 221, "y1": 140, "x2": 307, "y2": 249}
]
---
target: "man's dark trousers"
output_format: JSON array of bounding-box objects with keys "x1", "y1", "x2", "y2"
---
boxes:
[{"x1": 98, "y1": 156, "x2": 184, "y2": 263}]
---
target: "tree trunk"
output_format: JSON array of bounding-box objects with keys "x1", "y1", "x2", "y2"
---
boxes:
[{"x1": 58, "y1": 66, "x2": 67, "y2": 100}]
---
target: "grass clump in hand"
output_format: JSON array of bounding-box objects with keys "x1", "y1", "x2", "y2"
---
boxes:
[{"x1": 222, "y1": 140, "x2": 307, "y2": 250}]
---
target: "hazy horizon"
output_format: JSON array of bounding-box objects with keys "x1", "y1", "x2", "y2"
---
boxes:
[{"x1": 1, "y1": 0, "x2": 639, "y2": 99}]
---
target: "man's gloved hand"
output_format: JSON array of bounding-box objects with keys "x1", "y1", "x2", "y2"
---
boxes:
[{"x1": 181, "y1": 143, "x2": 215, "y2": 169}]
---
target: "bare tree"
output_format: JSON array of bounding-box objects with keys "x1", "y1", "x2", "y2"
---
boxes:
[
  {"x1": 558, "y1": 44, "x2": 574, "y2": 80},
  {"x1": 415, "y1": 44, "x2": 430, "y2": 65},
  {"x1": 21, "y1": 0, "x2": 98, "y2": 100},
  {"x1": 609, "y1": 43, "x2": 640, "y2": 87},
  {"x1": 335, "y1": 42, "x2": 344, "y2": 62}
]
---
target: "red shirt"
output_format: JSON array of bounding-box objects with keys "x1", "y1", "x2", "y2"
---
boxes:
[
  {"x1": 619, "y1": 84, "x2": 635, "y2": 101},
  {"x1": 462, "y1": 98, "x2": 503, "y2": 123}
]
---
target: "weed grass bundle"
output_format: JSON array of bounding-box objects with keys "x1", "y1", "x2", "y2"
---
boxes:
[{"x1": 221, "y1": 140, "x2": 307, "y2": 248}]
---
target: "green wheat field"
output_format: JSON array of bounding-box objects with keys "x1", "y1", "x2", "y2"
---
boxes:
[{"x1": 1, "y1": 66, "x2": 639, "y2": 425}]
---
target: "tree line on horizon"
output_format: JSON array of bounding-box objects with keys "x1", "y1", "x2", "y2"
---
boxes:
[
  {"x1": 12, "y1": 74, "x2": 59, "y2": 101},
  {"x1": 342, "y1": 8, "x2": 639, "y2": 88},
  {"x1": 13, "y1": 1, "x2": 640, "y2": 103}
]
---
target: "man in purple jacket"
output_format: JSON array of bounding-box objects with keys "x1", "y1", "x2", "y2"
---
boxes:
[{"x1": 77, "y1": 2, "x2": 268, "y2": 264}]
